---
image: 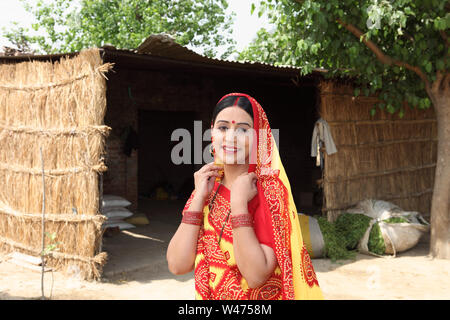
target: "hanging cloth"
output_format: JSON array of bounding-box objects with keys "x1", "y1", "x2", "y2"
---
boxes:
[{"x1": 311, "y1": 118, "x2": 337, "y2": 167}]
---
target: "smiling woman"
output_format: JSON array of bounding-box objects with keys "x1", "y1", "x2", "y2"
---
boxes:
[{"x1": 167, "y1": 93, "x2": 323, "y2": 300}]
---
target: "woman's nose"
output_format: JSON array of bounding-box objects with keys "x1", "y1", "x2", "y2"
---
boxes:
[{"x1": 225, "y1": 128, "x2": 238, "y2": 140}]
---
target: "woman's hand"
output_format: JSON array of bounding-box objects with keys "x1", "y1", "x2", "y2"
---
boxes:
[
  {"x1": 230, "y1": 172, "x2": 258, "y2": 213},
  {"x1": 193, "y1": 162, "x2": 222, "y2": 201}
]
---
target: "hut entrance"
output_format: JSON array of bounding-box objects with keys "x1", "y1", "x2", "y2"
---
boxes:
[
  {"x1": 137, "y1": 110, "x2": 196, "y2": 225},
  {"x1": 260, "y1": 86, "x2": 323, "y2": 216}
]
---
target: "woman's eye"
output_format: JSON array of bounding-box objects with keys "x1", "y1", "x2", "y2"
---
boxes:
[{"x1": 217, "y1": 126, "x2": 247, "y2": 133}]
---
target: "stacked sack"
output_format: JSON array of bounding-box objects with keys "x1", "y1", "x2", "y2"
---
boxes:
[{"x1": 101, "y1": 194, "x2": 136, "y2": 230}]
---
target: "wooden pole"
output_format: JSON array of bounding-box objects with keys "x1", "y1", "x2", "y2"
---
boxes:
[{"x1": 40, "y1": 147, "x2": 46, "y2": 300}]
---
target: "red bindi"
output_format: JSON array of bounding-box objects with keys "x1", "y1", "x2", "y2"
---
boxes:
[{"x1": 231, "y1": 120, "x2": 235, "y2": 124}]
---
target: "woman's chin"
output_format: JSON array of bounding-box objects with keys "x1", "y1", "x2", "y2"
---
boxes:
[{"x1": 219, "y1": 155, "x2": 248, "y2": 165}]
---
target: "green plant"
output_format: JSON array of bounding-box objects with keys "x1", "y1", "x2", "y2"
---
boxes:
[
  {"x1": 40, "y1": 232, "x2": 61, "y2": 257},
  {"x1": 368, "y1": 223, "x2": 386, "y2": 255},
  {"x1": 2, "y1": 0, "x2": 236, "y2": 59},
  {"x1": 383, "y1": 216, "x2": 409, "y2": 224},
  {"x1": 335, "y1": 213, "x2": 372, "y2": 250},
  {"x1": 316, "y1": 216, "x2": 357, "y2": 262}
]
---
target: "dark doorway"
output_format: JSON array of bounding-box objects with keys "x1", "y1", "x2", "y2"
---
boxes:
[{"x1": 138, "y1": 110, "x2": 197, "y2": 221}]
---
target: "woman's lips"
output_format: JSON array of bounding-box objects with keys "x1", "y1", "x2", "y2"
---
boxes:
[{"x1": 223, "y1": 146, "x2": 238, "y2": 154}]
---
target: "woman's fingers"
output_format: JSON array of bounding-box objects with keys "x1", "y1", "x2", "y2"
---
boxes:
[
  {"x1": 202, "y1": 171, "x2": 221, "y2": 180},
  {"x1": 206, "y1": 171, "x2": 221, "y2": 177},
  {"x1": 244, "y1": 172, "x2": 258, "y2": 181},
  {"x1": 198, "y1": 163, "x2": 212, "y2": 173},
  {"x1": 201, "y1": 162, "x2": 222, "y2": 173}
]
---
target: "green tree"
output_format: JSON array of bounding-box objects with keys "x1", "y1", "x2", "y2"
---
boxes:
[
  {"x1": 242, "y1": 0, "x2": 449, "y2": 259},
  {"x1": 2, "y1": 0, "x2": 236, "y2": 59}
]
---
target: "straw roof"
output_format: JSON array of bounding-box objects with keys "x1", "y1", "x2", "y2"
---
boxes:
[{"x1": 0, "y1": 48, "x2": 113, "y2": 279}]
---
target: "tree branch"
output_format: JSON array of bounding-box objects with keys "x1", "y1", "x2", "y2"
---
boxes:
[
  {"x1": 440, "y1": 30, "x2": 448, "y2": 49},
  {"x1": 336, "y1": 18, "x2": 431, "y2": 90}
]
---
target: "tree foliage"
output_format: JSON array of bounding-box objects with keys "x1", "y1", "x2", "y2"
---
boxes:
[
  {"x1": 241, "y1": 0, "x2": 449, "y2": 117},
  {"x1": 2, "y1": 0, "x2": 236, "y2": 59}
]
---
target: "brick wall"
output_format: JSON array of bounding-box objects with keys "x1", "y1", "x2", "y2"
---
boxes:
[{"x1": 102, "y1": 135, "x2": 138, "y2": 211}]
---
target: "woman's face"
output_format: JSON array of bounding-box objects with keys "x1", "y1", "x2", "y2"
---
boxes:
[{"x1": 212, "y1": 106, "x2": 254, "y2": 165}]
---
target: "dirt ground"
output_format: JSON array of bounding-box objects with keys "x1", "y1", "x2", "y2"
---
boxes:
[
  {"x1": 0, "y1": 238, "x2": 448, "y2": 300},
  {"x1": 1, "y1": 199, "x2": 448, "y2": 300}
]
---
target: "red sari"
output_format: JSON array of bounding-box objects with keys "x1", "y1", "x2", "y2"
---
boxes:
[
  {"x1": 182, "y1": 93, "x2": 323, "y2": 300},
  {"x1": 182, "y1": 181, "x2": 283, "y2": 300}
]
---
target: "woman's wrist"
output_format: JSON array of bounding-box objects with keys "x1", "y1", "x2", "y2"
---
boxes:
[
  {"x1": 231, "y1": 201, "x2": 249, "y2": 216},
  {"x1": 189, "y1": 195, "x2": 206, "y2": 211}
]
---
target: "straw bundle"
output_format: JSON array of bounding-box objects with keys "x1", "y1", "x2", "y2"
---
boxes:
[
  {"x1": 318, "y1": 80, "x2": 437, "y2": 222},
  {"x1": 0, "y1": 48, "x2": 113, "y2": 279}
]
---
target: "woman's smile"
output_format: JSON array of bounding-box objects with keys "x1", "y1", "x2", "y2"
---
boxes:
[{"x1": 223, "y1": 145, "x2": 239, "y2": 154}]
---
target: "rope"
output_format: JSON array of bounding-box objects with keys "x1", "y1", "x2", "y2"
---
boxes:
[
  {"x1": 0, "y1": 236, "x2": 107, "y2": 264},
  {"x1": 326, "y1": 118, "x2": 437, "y2": 125},
  {"x1": 0, "y1": 63, "x2": 113, "y2": 91},
  {"x1": 0, "y1": 201, "x2": 106, "y2": 224},
  {"x1": 334, "y1": 138, "x2": 438, "y2": 149},
  {"x1": 323, "y1": 165, "x2": 436, "y2": 184},
  {"x1": 0, "y1": 161, "x2": 108, "y2": 176},
  {"x1": 323, "y1": 188, "x2": 434, "y2": 212},
  {"x1": 357, "y1": 218, "x2": 396, "y2": 259},
  {"x1": 380, "y1": 222, "x2": 397, "y2": 258},
  {"x1": 0, "y1": 123, "x2": 111, "y2": 137}
]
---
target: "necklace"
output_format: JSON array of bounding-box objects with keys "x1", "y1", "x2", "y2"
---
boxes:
[{"x1": 209, "y1": 181, "x2": 231, "y2": 245}]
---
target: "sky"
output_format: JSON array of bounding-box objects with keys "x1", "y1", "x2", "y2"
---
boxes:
[{"x1": 0, "y1": 0, "x2": 272, "y2": 58}]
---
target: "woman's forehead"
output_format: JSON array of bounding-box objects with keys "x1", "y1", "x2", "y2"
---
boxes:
[{"x1": 215, "y1": 107, "x2": 253, "y2": 125}]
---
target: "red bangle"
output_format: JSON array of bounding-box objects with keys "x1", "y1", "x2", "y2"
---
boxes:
[
  {"x1": 231, "y1": 214, "x2": 253, "y2": 229},
  {"x1": 182, "y1": 211, "x2": 203, "y2": 226}
]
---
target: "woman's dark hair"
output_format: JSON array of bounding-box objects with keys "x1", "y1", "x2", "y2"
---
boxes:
[{"x1": 211, "y1": 95, "x2": 254, "y2": 126}]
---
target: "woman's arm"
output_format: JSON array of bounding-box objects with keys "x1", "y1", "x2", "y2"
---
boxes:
[
  {"x1": 167, "y1": 162, "x2": 222, "y2": 275},
  {"x1": 231, "y1": 202, "x2": 277, "y2": 289},
  {"x1": 166, "y1": 196, "x2": 205, "y2": 275}
]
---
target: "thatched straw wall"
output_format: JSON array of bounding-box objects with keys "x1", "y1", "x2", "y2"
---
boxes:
[
  {"x1": 0, "y1": 49, "x2": 112, "y2": 279},
  {"x1": 319, "y1": 80, "x2": 437, "y2": 221}
]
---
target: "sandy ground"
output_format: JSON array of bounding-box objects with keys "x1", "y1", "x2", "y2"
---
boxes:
[
  {"x1": 0, "y1": 239, "x2": 448, "y2": 300},
  {"x1": 1, "y1": 199, "x2": 448, "y2": 300}
]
